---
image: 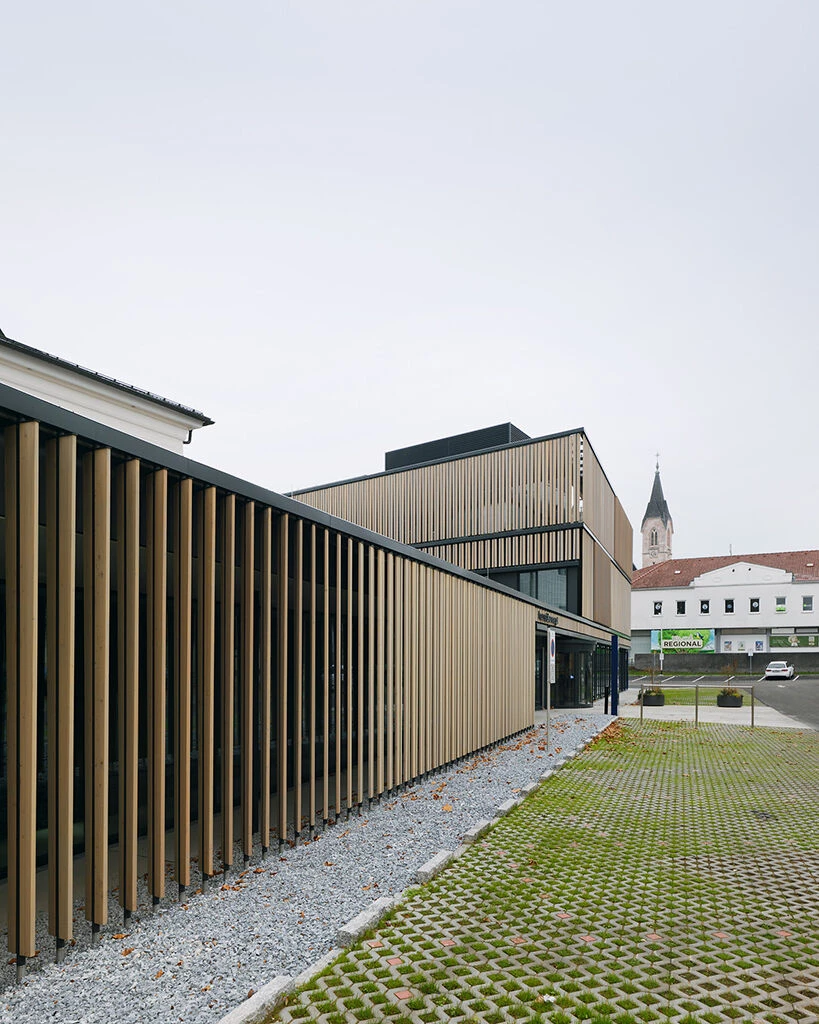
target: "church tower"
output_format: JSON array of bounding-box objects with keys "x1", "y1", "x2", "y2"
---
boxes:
[{"x1": 641, "y1": 461, "x2": 673, "y2": 567}]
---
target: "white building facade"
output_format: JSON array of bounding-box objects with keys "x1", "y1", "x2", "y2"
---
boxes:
[{"x1": 631, "y1": 552, "x2": 819, "y2": 658}]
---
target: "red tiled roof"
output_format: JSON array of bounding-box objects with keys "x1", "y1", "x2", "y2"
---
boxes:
[{"x1": 632, "y1": 550, "x2": 819, "y2": 589}]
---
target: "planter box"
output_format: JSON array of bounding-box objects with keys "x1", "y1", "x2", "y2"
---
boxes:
[
  {"x1": 642, "y1": 694, "x2": 665, "y2": 706},
  {"x1": 717, "y1": 695, "x2": 743, "y2": 708}
]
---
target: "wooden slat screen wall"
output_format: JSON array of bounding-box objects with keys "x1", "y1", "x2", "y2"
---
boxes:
[
  {"x1": 294, "y1": 435, "x2": 582, "y2": 546},
  {"x1": 0, "y1": 416, "x2": 535, "y2": 967},
  {"x1": 424, "y1": 528, "x2": 581, "y2": 572}
]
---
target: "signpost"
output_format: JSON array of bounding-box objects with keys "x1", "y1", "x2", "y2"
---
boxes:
[
  {"x1": 547, "y1": 629, "x2": 555, "y2": 749},
  {"x1": 610, "y1": 635, "x2": 619, "y2": 716}
]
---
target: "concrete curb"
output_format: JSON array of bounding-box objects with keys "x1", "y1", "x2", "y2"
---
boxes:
[
  {"x1": 336, "y1": 896, "x2": 397, "y2": 947},
  {"x1": 218, "y1": 975, "x2": 294, "y2": 1024},
  {"x1": 415, "y1": 850, "x2": 454, "y2": 883},
  {"x1": 495, "y1": 797, "x2": 522, "y2": 817},
  {"x1": 462, "y1": 818, "x2": 492, "y2": 844},
  {"x1": 292, "y1": 946, "x2": 344, "y2": 987}
]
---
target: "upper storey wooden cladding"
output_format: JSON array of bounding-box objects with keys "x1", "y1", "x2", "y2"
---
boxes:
[{"x1": 294, "y1": 432, "x2": 632, "y2": 579}]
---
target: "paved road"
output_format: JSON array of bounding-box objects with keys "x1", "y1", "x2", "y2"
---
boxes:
[
  {"x1": 753, "y1": 673, "x2": 819, "y2": 730},
  {"x1": 641, "y1": 672, "x2": 819, "y2": 731}
]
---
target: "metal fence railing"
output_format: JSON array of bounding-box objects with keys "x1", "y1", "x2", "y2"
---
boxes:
[{"x1": 637, "y1": 682, "x2": 757, "y2": 728}]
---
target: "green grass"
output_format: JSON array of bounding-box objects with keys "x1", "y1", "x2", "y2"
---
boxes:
[{"x1": 268, "y1": 721, "x2": 819, "y2": 1024}]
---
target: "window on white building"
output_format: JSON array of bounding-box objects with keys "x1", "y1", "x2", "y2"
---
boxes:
[
  {"x1": 653, "y1": 601, "x2": 662, "y2": 615},
  {"x1": 700, "y1": 600, "x2": 710, "y2": 613},
  {"x1": 750, "y1": 597, "x2": 760, "y2": 613},
  {"x1": 803, "y1": 596, "x2": 813, "y2": 612},
  {"x1": 725, "y1": 599, "x2": 734, "y2": 613},
  {"x1": 676, "y1": 600, "x2": 685, "y2": 614},
  {"x1": 775, "y1": 596, "x2": 786, "y2": 612}
]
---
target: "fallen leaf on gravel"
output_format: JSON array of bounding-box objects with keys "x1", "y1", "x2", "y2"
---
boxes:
[
  {"x1": 154, "y1": 970, "x2": 164, "y2": 979},
  {"x1": 324, "y1": 861, "x2": 334, "y2": 866},
  {"x1": 442, "y1": 804, "x2": 453, "y2": 812},
  {"x1": 121, "y1": 948, "x2": 134, "y2": 956},
  {"x1": 113, "y1": 933, "x2": 127, "y2": 940},
  {"x1": 247, "y1": 990, "x2": 255, "y2": 999}
]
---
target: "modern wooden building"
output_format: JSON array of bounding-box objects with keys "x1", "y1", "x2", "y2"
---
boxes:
[
  {"x1": 293, "y1": 424, "x2": 633, "y2": 709},
  {"x1": 0, "y1": 339, "x2": 635, "y2": 975}
]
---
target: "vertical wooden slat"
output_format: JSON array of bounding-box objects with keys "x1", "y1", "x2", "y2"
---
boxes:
[
  {"x1": 368, "y1": 545, "x2": 376, "y2": 798},
  {"x1": 6, "y1": 422, "x2": 39, "y2": 965},
  {"x1": 410, "y1": 560, "x2": 419, "y2": 780},
  {"x1": 259, "y1": 507, "x2": 272, "y2": 853},
  {"x1": 47, "y1": 435, "x2": 77, "y2": 951},
  {"x1": 199, "y1": 486, "x2": 217, "y2": 881},
  {"x1": 147, "y1": 468, "x2": 168, "y2": 900},
  {"x1": 355, "y1": 540, "x2": 363, "y2": 807},
  {"x1": 322, "y1": 529, "x2": 330, "y2": 822},
  {"x1": 277, "y1": 513, "x2": 289, "y2": 844},
  {"x1": 393, "y1": 557, "x2": 402, "y2": 789},
  {"x1": 221, "y1": 493, "x2": 236, "y2": 872},
  {"x1": 348, "y1": 536, "x2": 354, "y2": 815},
  {"x1": 294, "y1": 518, "x2": 304, "y2": 838},
  {"x1": 241, "y1": 500, "x2": 255, "y2": 860},
  {"x1": 334, "y1": 533, "x2": 342, "y2": 819},
  {"x1": 116, "y1": 457, "x2": 138, "y2": 920},
  {"x1": 385, "y1": 552, "x2": 394, "y2": 793},
  {"x1": 377, "y1": 550, "x2": 386, "y2": 795},
  {"x1": 175, "y1": 478, "x2": 193, "y2": 892},
  {"x1": 309, "y1": 523, "x2": 317, "y2": 829},
  {"x1": 84, "y1": 447, "x2": 111, "y2": 931}
]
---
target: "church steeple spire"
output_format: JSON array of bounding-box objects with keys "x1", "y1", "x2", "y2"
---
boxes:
[{"x1": 641, "y1": 459, "x2": 673, "y2": 567}]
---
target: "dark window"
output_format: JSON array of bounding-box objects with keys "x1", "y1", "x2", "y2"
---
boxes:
[
  {"x1": 750, "y1": 597, "x2": 760, "y2": 613},
  {"x1": 700, "y1": 600, "x2": 710, "y2": 614},
  {"x1": 725, "y1": 599, "x2": 734, "y2": 614},
  {"x1": 804, "y1": 596, "x2": 814, "y2": 612},
  {"x1": 653, "y1": 601, "x2": 662, "y2": 615},
  {"x1": 676, "y1": 600, "x2": 685, "y2": 615}
]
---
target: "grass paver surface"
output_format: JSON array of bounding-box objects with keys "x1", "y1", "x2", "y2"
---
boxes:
[{"x1": 272, "y1": 721, "x2": 819, "y2": 1024}]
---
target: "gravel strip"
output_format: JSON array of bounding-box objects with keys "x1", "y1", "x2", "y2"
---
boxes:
[{"x1": 0, "y1": 713, "x2": 611, "y2": 1024}]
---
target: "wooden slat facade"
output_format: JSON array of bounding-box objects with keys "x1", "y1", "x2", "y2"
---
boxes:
[
  {"x1": 293, "y1": 430, "x2": 632, "y2": 636},
  {"x1": 0, "y1": 406, "x2": 562, "y2": 970}
]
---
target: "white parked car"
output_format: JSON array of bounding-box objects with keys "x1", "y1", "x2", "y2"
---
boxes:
[{"x1": 764, "y1": 660, "x2": 794, "y2": 679}]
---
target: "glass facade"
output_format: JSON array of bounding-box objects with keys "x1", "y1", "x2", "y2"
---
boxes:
[{"x1": 535, "y1": 636, "x2": 629, "y2": 709}]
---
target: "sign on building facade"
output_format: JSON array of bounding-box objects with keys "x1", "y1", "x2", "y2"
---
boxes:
[{"x1": 650, "y1": 628, "x2": 716, "y2": 653}]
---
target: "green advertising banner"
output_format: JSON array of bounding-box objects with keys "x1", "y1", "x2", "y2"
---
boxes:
[
  {"x1": 770, "y1": 634, "x2": 819, "y2": 649},
  {"x1": 651, "y1": 628, "x2": 715, "y2": 653}
]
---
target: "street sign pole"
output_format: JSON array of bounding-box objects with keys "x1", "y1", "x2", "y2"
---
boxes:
[{"x1": 547, "y1": 629, "x2": 555, "y2": 751}]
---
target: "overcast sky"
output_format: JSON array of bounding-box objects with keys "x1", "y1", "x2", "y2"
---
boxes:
[{"x1": 2, "y1": 2, "x2": 816, "y2": 564}]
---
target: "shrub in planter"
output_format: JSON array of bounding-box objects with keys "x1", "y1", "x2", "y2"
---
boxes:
[
  {"x1": 641, "y1": 686, "x2": 665, "y2": 707},
  {"x1": 717, "y1": 686, "x2": 743, "y2": 708}
]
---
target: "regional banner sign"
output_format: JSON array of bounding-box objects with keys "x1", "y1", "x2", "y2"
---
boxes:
[{"x1": 650, "y1": 628, "x2": 716, "y2": 653}]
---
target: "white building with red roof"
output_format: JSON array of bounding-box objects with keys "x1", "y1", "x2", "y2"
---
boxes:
[{"x1": 631, "y1": 550, "x2": 819, "y2": 659}]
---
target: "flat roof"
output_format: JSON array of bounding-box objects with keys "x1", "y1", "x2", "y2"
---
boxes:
[{"x1": 0, "y1": 328, "x2": 214, "y2": 426}]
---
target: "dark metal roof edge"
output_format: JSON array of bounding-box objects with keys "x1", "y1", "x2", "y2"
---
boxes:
[
  {"x1": 0, "y1": 333, "x2": 214, "y2": 426},
  {"x1": 289, "y1": 426, "x2": 587, "y2": 495},
  {"x1": 0, "y1": 381, "x2": 624, "y2": 639}
]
